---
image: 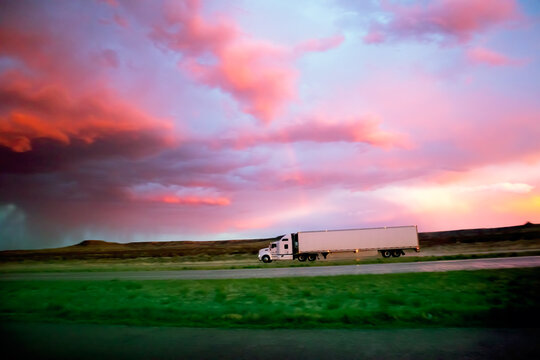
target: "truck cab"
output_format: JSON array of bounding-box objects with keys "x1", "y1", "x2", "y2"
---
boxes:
[{"x1": 258, "y1": 235, "x2": 294, "y2": 263}]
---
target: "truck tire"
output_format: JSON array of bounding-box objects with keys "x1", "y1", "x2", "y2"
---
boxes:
[
  {"x1": 262, "y1": 255, "x2": 272, "y2": 263},
  {"x1": 298, "y1": 254, "x2": 307, "y2": 262},
  {"x1": 392, "y1": 250, "x2": 402, "y2": 258},
  {"x1": 381, "y1": 250, "x2": 392, "y2": 258},
  {"x1": 308, "y1": 254, "x2": 317, "y2": 261}
]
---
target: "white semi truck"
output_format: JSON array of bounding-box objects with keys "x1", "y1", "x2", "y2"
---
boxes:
[{"x1": 258, "y1": 225, "x2": 419, "y2": 263}]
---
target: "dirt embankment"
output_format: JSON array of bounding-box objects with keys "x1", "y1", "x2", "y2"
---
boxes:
[
  {"x1": 1, "y1": 223, "x2": 539, "y2": 261},
  {"x1": 0, "y1": 238, "x2": 279, "y2": 261}
]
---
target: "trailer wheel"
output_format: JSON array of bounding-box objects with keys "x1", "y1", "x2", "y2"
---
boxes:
[
  {"x1": 298, "y1": 254, "x2": 307, "y2": 262},
  {"x1": 262, "y1": 255, "x2": 272, "y2": 263},
  {"x1": 392, "y1": 250, "x2": 402, "y2": 258},
  {"x1": 308, "y1": 254, "x2": 317, "y2": 262},
  {"x1": 381, "y1": 250, "x2": 392, "y2": 258}
]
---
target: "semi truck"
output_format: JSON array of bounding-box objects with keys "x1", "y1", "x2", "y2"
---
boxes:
[{"x1": 258, "y1": 225, "x2": 419, "y2": 263}]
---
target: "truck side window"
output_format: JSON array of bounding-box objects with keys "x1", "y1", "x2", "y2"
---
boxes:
[
  {"x1": 284, "y1": 244, "x2": 288, "y2": 249},
  {"x1": 282, "y1": 238, "x2": 288, "y2": 241},
  {"x1": 271, "y1": 244, "x2": 276, "y2": 248}
]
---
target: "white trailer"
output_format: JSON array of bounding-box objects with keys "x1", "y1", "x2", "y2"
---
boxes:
[{"x1": 258, "y1": 225, "x2": 419, "y2": 263}]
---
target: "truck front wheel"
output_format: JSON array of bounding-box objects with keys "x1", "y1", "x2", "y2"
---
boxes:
[
  {"x1": 262, "y1": 255, "x2": 272, "y2": 263},
  {"x1": 381, "y1": 250, "x2": 392, "y2": 258},
  {"x1": 308, "y1": 254, "x2": 317, "y2": 261},
  {"x1": 298, "y1": 254, "x2": 307, "y2": 262}
]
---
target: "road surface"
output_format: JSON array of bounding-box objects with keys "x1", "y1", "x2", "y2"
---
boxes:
[
  {"x1": 1, "y1": 256, "x2": 539, "y2": 281},
  {"x1": 2, "y1": 322, "x2": 539, "y2": 360}
]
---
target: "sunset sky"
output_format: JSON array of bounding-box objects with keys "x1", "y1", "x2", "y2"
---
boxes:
[{"x1": 1, "y1": 0, "x2": 539, "y2": 250}]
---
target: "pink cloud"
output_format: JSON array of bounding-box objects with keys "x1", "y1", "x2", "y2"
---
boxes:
[
  {"x1": 332, "y1": 65, "x2": 540, "y2": 183},
  {"x1": 213, "y1": 117, "x2": 411, "y2": 149},
  {"x1": 0, "y1": 16, "x2": 113, "y2": 90},
  {"x1": 113, "y1": 13, "x2": 128, "y2": 28},
  {"x1": 180, "y1": 42, "x2": 297, "y2": 123},
  {"x1": 148, "y1": 1, "x2": 294, "y2": 123},
  {"x1": 294, "y1": 35, "x2": 345, "y2": 53},
  {"x1": 363, "y1": 30, "x2": 385, "y2": 44},
  {"x1": 0, "y1": 25, "x2": 51, "y2": 71},
  {"x1": 148, "y1": 1, "x2": 343, "y2": 123},
  {"x1": 0, "y1": 15, "x2": 175, "y2": 163},
  {"x1": 364, "y1": 0, "x2": 522, "y2": 45},
  {"x1": 100, "y1": 49, "x2": 119, "y2": 68},
  {"x1": 149, "y1": 0, "x2": 237, "y2": 56},
  {"x1": 98, "y1": 0, "x2": 119, "y2": 7},
  {"x1": 466, "y1": 47, "x2": 524, "y2": 66}
]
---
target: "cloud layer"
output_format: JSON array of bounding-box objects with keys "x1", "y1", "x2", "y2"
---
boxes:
[{"x1": 0, "y1": 0, "x2": 539, "y2": 249}]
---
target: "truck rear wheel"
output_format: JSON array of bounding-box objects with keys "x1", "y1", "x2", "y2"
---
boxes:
[
  {"x1": 298, "y1": 254, "x2": 307, "y2": 262},
  {"x1": 381, "y1": 250, "x2": 392, "y2": 258},
  {"x1": 392, "y1": 250, "x2": 402, "y2": 257},
  {"x1": 308, "y1": 254, "x2": 317, "y2": 261},
  {"x1": 262, "y1": 255, "x2": 272, "y2": 263}
]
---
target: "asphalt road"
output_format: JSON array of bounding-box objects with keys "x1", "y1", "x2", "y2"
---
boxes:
[
  {"x1": 2, "y1": 256, "x2": 539, "y2": 281},
  {"x1": 2, "y1": 322, "x2": 539, "y2": 360}
]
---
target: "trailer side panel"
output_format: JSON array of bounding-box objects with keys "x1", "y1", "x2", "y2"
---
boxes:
[{"x1": 297, "y1": 226, "x2": 418, "y2": 253}]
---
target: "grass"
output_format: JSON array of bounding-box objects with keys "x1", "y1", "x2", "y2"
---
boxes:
[
  {"x1": 1, "y1": 250, "x2": 539, "y2": 273},
  {"x1": 1, "y1": 268, "x2": 539, "y2": 329}
]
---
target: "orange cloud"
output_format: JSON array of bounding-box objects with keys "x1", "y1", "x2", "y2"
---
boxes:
[
  {"x1": 127, "y1": 182, "x2": 231, "y2": 207},
  {"x1": 162, "y1": 195, "x2": 231, "y2": 206},
  {"x1": 0, "y1": 75, "x2": 173, "y2": 154}
]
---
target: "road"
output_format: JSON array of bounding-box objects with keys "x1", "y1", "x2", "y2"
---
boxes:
[
  {"x1": 2, "y1": 322, "x2": 539, "y2": 359},
  {"x1": 2, "y1": 256, "x2": 539, "y2": 281}
]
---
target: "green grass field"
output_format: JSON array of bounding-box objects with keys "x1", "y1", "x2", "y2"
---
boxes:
[{"x1": 1, "y1": 268, "x2": 539, "y2": 329}]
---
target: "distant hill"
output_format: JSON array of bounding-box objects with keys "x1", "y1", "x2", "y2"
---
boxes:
[
  {"x1": 1, "y1": 223, "x2": 539, "y2": 261},
  {"x1": 418, "y1": 222, "x2": 540, "y2": 247}
]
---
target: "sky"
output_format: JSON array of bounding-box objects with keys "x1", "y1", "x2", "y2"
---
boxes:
[{"x1": 1, "y1": 0, "x2": 540, "y2": 250}]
